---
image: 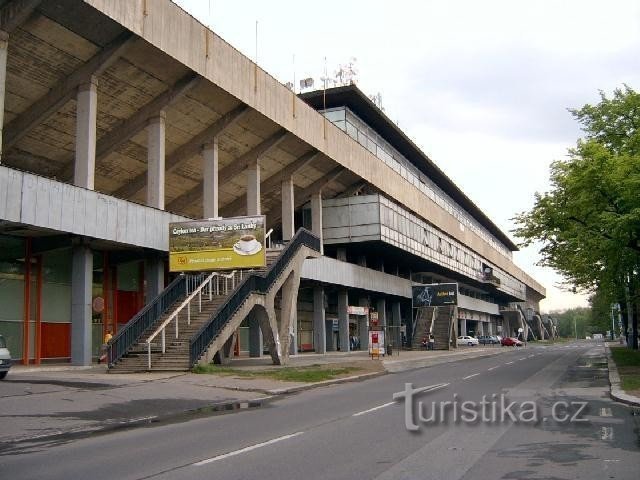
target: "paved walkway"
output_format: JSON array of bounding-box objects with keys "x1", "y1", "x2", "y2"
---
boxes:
[{"x1": 0, "y1": 345, "x2": 524, "y2": 445}]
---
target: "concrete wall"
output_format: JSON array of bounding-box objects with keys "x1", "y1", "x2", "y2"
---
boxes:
[
  {"x1": 0, "y1": 165, "x2": 188, "y2": 251},
  {"x1": 458, "y1": 296, "x2": 500, "y2": 316},
  {"x1": 83, "y1": 0, "x2": 545, "y2": 298},
  {"x1": 323, "y1": 195, "x2": 381, "y2": 243}
]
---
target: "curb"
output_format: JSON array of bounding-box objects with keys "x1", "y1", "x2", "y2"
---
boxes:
[
  {"x1": 265, "y1": 371, "x2": 386, "y2": 395},
  {"x1": 605, "y1": 344, "x2": 640, "y2": 407},
  {"x1": 0, "y1": 395, "x2": 273, "y2": 447}
]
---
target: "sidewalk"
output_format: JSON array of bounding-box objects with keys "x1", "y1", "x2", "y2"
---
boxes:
[
  {"x1": 605, "y1": 343, "x2": 640, "y2": 407},
  {"x1": 0, "y1": 345, "x2": 508, "y2": 445}
]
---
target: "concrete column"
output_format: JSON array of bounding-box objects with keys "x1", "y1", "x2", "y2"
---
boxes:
[
  {"x1": 313, "y1": 286, "x2": 326, "y2": 354},
  {"x1": 0, "y1": 32, "x2": 7, "y2": 164},
  {"x1": 203, "y1": 140, "x2": 219, "y2": 218},
  {"x1": 74, "y1": 77, "x2": 98, "y2": 190},
  {"x1": 487, "y1": 322, "x2": 493, "y2": 335},
  {"x1": 281, "y1": 177, "x2": 294, "y2": 241},
  {"x1": 310, "y1": 191, "x2": 323, "y2": 254},
  {"x1": 145, "y1": 256, "x2": 165, "y2": 302},
  {"x1": 71, "y1": 244, "x2": 93, "y2": 365},
  {"x1": 248, "y1": 313, "x2": 263, "y2": 357},
  {"x1": 358, "y1": 297, "x2": 369, "y2": 350},
  {"x1": 392, "y1": 301, "x2": 401, "y2": 349},
  {"x1": 376, "y1": 298, "x2": 387, "y2": 327},
  {"x1": 338, "y1": 290, "x2": 349, "y2": 352},
  {"x1": 146, "y1": 112, "x2": 165, "y2": 209},
  {"x1": 325, "y1": 319, "x2": 335, "y2": 352},
  {"x1": 459, "y1": 318, "x2": 467, "y2": 336},
  {"x1": 246, "y1": 161, "x2": 261, "y2": 215}
]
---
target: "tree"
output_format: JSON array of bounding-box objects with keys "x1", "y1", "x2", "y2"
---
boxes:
[{"x1": 513, "y1": 86, "x2": 640, "y2": 349}]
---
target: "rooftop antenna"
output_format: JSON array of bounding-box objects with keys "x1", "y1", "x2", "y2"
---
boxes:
[{"x1": 254, "y1": 20, "x2": 258, "y2": 92}]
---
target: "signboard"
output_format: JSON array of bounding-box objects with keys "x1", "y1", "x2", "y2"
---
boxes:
[
  {"x1": 412, "y1": 283, "x2": 458, "y2": 307},
  {"x1": 347, "y1": 306, "x2": 369, "y2": 315},
  {"x1": 169, "y1": 216, "x2": 266, "y2": 272},
  {"x1": 369, "y1": 330, "x2": 385, "y2": 357}
]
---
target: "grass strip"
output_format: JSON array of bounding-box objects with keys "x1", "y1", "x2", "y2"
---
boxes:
[{"x1": 193, "y1": 363, "x2": 360, "y2": 383}]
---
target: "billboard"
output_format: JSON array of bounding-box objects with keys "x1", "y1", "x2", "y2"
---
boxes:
[
  {"x1": 169, "y1": 216, "x2": 266, "y2": 272},
  {"x1": 412, "y1": 283, "x2": 458, "y2": 307}
]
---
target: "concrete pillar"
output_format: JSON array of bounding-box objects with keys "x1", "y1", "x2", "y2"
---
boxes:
[
  {"x1": 71, "y1": 244, "x2": 93, "y2": 365},
  {"x1": 376, "y1": 298, "x2": 387, "y2": 327},
  {"x1": 392, "y1": 301, "x2": 401, "y2": 349},
  {"x1": 203, "y1": 140, "x2": 219, "y2": 218},
  {"x1": 313, "y1": 286, "x2": 326, "y2": 354},
  {"x1": 146, "y1": 112, "x2": 166, "y2": 209},
  {"x1": 337, "y1": 247, "x2": 347, "y2": 262},
  {"x1": 145, "y1": 256, "x2": 165, "y2": 302},
  {"x1": 248, "y1": 313, "x2": 263, "y2": 357},
  {"x1": 281, "y1": 177, "x2": 294, "y2": 241},
  {"x1": 246, "y1": 161, "x2": 261, "y2": 215},
  {"x1": 459, "y1": 318, "x2": 467, "y2": 336},
  {"x1": 325, "y1": 319, "x2": 335, "y2": 351},
  {"x1": 358, "y1": 297, "x2": 369, "y2": 350},
  {"x1": 310, "y1": 191, "x2": 323, "y2": 254},
  {"x1": 338, "y1": 290, "x2": 349, "y2": 352},
  {"x1": 487, "y1": 322, "x2": 493, "y2": 335},
  {"x1": 74, "y1": 77, "x2": 98, "y2": 190},
  {"x1": 0, "y1": 32, "x2": 7, "y2": 164}
]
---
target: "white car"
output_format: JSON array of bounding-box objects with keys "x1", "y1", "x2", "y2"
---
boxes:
[{"x1": 457, "y1": 335, "x2": 479, "y2": 346}]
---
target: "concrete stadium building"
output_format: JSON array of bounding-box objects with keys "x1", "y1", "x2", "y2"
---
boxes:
[{"x1": 0, "y1": 0, "x2": 545, "y2": 369}]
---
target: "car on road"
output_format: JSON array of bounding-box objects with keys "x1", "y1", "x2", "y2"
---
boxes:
[
  {"x1": 457, "y1": 335, "x2": 479, "y2": 346},
  {"x1": 501, "y1": 336, "x2": 523, "y2": 347},
  {"x1": 478, "y1": 335, "x2": 500, "y2": 345},
  {"x1": 0, "y1": 334, "x2": 12, "y2": 379}
]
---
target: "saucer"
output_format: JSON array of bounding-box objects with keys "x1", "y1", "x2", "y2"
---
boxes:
[{"x1": 233, "y1": 242, "x2": 262, "y2": 256}]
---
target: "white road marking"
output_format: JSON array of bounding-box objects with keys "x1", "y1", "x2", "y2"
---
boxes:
[
  {"x1": 194, "y1": 432, "x2": 305, "y2": 466},
  {"x1": 600, "y1": 407, "x2": 612, "y2": 417},
  {"x1": 528, "y1": 355, "x2": 535, "y2": 358},
  {"x1": 518, "y1": 357, "x2": 527, "y2": 361},
  {"x1": 601, "y1": 426, "x2": 614, "y2": 441},
  {"x1": 487, "y1": 366, "x2": 499, "y2": 371},
  {"x1": 352, "y1": 402, "x2": 396, "y2": 417},
  {"x1": 505, "y1": 361, "x2": 514, "y2": 365},
  {"x1": 462, "y1": 373, "x2": 480, "y2": 380}
]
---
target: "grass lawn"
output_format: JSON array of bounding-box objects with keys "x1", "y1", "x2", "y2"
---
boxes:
[
  {"x1": 610, "y1": 346, "x2": 640, "y2": 396},
  {"x1": 192, "y1": 363, "x2": 362, "y2": 383}
]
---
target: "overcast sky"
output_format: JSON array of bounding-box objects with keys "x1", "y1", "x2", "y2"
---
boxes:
[{"x1": 176, "y1": 0, "x2": 640, "y2": 313}]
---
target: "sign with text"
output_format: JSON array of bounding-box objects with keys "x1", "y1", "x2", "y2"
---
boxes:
[
  {"x1": 369, "y1": 330, "x2": 385, "y2": 357},
  {"x1": 412, "y1": 283, "x2": 458, "y2": 307},
  {"x1": 169, "y1": 216, "x2": 266, "y2": 272},
  {"x1": 347, "y1": 306, "x2": 369, "y2": 315}
]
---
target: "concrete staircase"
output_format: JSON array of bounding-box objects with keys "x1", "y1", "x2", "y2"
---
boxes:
[
  {"x1": 109, "y1": 251, "x2": 282, "y2": 373},
  {"x1": 412, "y1": 306, "x2": 454, "y2": 350}
]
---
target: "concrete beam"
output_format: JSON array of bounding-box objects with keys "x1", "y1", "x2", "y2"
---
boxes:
[
  {"x1": 167, "y1": 129, "x2": 287, "y2": 213},
  {"x1": 74, "y1": 78, "x2": 98, "y2": 190},
  {"x1": 146, "y1": 112, "x2": 165, "y2": 209},
  {"x1": 281, "y1": 176, "x2": 294, "y2": 240},
  {"x1": 202, "y1": 139, "x2": 218, "y2": 218},
  {"x1": 0, "y1": 0, "x2": 41, "y2": 34},
  {"x1": 219, "y1": 150, "x2": 320, "y2": 218},
  {"x1": 115, "y1": 105, "x2": 248, "y2": 200},
  {"x1": 4, "y1": 31, "x2": 135, "y2": 151},
  {"x1": 0, "y1": 31, "x2": 7, "y2": 164}
]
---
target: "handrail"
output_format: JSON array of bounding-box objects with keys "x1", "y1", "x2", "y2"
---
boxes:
[
  {"x1": 108, "y1": 274, "x2": 190, "y2": 367},
  {"x1": 265, "y1": 228, "x2": 273, "y2": 249},
  {"x1": 189, "y1": 228, "x2": 320, "y2": 366},
  {"x1": 145, "y1": 270, "x2": 237, "y2": 370}
]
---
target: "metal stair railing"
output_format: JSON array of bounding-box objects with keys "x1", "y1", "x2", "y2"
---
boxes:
[
  {"x1": 145, "y1": 270, "x2": 237, "y2": 369},
  {"x1": 189, "y1": 228, "x2": 320, "y2": 366},
  {"x1": 108, "y1": 273, "x2": 204, "y2": 367}
]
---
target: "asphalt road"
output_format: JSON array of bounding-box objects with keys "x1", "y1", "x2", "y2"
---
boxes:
[{"x1": 2, "y1": 342, "x2": 639, "y2": 479}]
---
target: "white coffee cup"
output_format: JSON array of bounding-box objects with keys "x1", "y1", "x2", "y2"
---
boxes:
[{"x1": 237, "y1": 234, "x2": 259, "y2": 252}]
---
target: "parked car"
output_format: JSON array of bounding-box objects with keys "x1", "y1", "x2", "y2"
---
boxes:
[
  {"x1": 478, "y1": 335, "x2": 499, "y2": 345},
  {"x1": 0, "y1": 335, "x2": 12, "y2": 379},
  {"x1": 457, "y1": 335, "x2": 479, "y2": 346},
  {"x1": 501, "y1": 336, "x2": 523, "y2": 347}
]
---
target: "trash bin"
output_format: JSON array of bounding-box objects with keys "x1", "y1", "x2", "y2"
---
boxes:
[{"x1": 386, "y1": 344, "x2": 392, "y2": 356}]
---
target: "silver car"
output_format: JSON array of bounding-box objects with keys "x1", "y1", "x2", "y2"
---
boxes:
[{"x1": 0, "y1": 335, "x2": 12, "y2": 379}]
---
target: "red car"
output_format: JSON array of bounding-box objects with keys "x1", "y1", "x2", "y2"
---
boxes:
[{"x1": 501, "y1": 337, "x2": 523, "y2": 347}]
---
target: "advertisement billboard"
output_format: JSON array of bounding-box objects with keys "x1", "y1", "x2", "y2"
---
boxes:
[
  {"x1": 412, "y1": 283, "x2": 458, "y2": 307},
  {"x1": 169, "y1": 216, "x2": 266, "y2": 272}
]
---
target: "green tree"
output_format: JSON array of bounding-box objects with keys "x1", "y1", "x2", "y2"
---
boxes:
[{"x1": 514, "y1": 86, "x2": 640, "y2": 349}]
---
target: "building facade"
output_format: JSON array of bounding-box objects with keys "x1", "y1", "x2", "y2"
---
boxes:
[{"x1": 0, "y1": 0, "x2": 544, "y2": 366}]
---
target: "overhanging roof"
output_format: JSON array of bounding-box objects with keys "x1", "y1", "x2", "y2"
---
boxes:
[{"x1": 300, "y1": 85, "x2": 519, "y2": 252}]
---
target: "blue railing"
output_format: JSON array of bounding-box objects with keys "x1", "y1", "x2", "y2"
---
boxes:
[
  {"x1": 189, "y1": 228, "x2": 320, "y2": 366},
  {"x1": 108, "y1": 273, "x2": 205, "y2": 366}
]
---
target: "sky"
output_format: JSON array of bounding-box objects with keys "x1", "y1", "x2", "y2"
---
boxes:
[{"x1": 176, "y1": 0, "x2": 640, "y2": 313}]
